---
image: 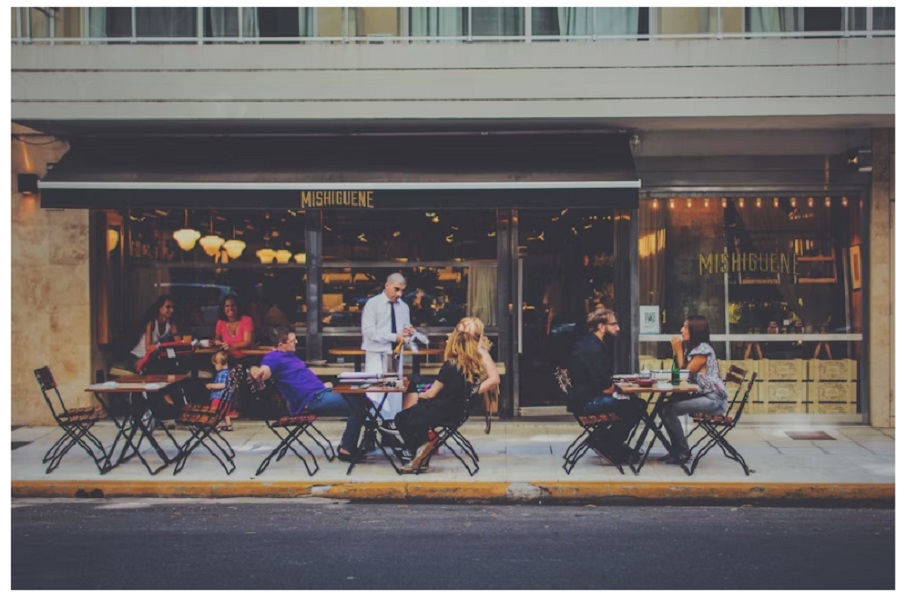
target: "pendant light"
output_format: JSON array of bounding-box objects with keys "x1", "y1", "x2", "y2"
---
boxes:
[
  {"x1": 256, "y1": 248, "x2": 276, "y2": 264},
  {"x1": 293, "y1": 252, "x2": 306, "y2": 264},
  {"x1": 173, "y1": 210, "x2": 201, "y2": 251},
  {"x1": 222, "y1": 225, "x2": 246, "y2": 259},
  {"x1": 199, "y1": 212, "x2": 225, "y2": 257},
  {"x1": 275, "y1": 249, "x2": 292, "y2": 264}
]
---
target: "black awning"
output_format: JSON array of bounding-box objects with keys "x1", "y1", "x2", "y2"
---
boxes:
[{"x1": 40, "y1": 133, "x2": 639, "y2": 210}]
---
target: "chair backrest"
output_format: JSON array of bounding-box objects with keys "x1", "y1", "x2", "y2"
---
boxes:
[
  {"x1": 723, "y1": 365, "x2": 748, "y2": 417},
  {"x1": 34, "y1": 366, "x2": 67, "y2": 417},
  {"x1": 212, "y1": 365, "x2": 244, "y2": 421},
  {"x1": 730, "y1": 371, "x2": 757, "y2": 422}
]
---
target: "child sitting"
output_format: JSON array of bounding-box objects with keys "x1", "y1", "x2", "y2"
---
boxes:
[{"x1": 206, "y1": 350, "x2": 233, "y2": 431}]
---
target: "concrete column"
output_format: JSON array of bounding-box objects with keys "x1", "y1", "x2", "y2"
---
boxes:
[{"x1": 868, "y1": 128, "x2": 894, "y2": 428}]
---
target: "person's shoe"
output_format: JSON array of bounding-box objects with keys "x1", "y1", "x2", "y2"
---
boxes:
[
  {"x1": 337, "y1": 445, "x2": 365, "y2": 463},
  {"x1": 378, "y1": 421, "x2": 405, "y2": 445},
  {"x1": 662, "y1": 452, "x2": 691, "y2": 465},
  {"x1": 399, "y1": 440, "x2": 436, "y2": 473}
]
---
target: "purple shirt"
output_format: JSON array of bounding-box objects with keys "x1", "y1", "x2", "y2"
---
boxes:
[{"x1": 261, "y1": 351, "x2": 326, "y2": 415}]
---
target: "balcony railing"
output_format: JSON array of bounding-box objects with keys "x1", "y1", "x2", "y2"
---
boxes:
[{"x1": 11, "y1": 7, "x2": 895, "y2": 46}]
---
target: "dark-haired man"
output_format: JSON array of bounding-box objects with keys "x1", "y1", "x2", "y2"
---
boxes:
[{"x1": 568, "y1": 308, "x2": 643, "y2": 464}]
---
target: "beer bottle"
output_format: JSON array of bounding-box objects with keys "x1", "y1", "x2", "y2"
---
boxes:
[{"x1": 671, "y1": 357, "x2": 680, "y2": 385}]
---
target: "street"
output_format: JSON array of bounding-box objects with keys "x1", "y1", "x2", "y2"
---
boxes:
[{"x1": 11, "y1": 498, "x2": 894, "y2": 589}]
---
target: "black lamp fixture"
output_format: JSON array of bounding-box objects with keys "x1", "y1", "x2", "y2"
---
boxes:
[{"x1": 17, "y1": 173, "x2": 39, "y2": 195}]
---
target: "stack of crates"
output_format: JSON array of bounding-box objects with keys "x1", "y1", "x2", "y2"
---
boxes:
[
  {"x1": 808, "y1": 359, "x2": 858, "y2": 414},
  {"x1": 758, "y1": 359, "x2": 807, "y2": 413}
]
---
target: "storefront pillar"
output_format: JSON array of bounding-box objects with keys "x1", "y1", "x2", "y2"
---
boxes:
[
  {"x1": 868, "y1": 128, "x2": 894, "y2": 428},
  {"x1": 305, "y1": 210, "x2": 323, "y2": 361}
]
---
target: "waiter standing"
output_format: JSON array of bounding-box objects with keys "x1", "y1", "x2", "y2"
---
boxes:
[{"x1": 361, "y1": 272, "x2": 414, "y2": 420}]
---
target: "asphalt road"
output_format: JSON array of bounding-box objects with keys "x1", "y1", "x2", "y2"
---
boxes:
[{"x1": 11, "y1": 498, "x2": 895, "y2": 590}]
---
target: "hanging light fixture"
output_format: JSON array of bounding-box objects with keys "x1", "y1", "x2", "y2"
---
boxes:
[
  {"x1": 293, "y1": 252, "x2": 307, "y2": 264},
  {"x1": 173, "y1": 210, "x2": 201, "y2": 251},
  {"x1": 222, "y1": 225, "x2": 245, "y2": 259},
  {"x1": 274, "y1": 249, "x2": 292, "y2": 264},
  {"x1": 199, "y1": 212, "x2": 224, "y2": 257},
  {"x1": 256, "y1": 248, "x2": 276, "y2": 264}
]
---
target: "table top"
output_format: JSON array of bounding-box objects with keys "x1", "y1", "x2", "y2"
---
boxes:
[
  {"x1": 332, "y1": 378, "x2": 409, "y2": 394},
  {"x1": 615, "y1": 381, "x2": 700, "y2": 394},
  {"x1": 194, "y1": 346, "x2": 273, "y2": 356},
  {"x1": 328, "y1": 347, "x2": 444, "y2": 357},
  {"x1": 87, "y1": 374, "x2": 189, "y2": 393}
]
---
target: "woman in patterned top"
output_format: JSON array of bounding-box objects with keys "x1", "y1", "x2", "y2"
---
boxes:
[{"x1": 659, "y1": 315, "x2": 728, "y2": 465}]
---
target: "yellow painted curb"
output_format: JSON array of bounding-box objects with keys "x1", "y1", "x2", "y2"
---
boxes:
[{"x1": 11, "y1": 480, "x2": 894, "y2": 503}]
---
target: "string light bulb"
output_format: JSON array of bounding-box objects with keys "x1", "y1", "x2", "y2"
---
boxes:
[
  {"x1": 703, "y1": 197, "x2": 709, "y2": 208},
  {"x1": 841, "y1": 197, "x2": 849, "y2": 207},
  {"x1": 807, "y1": 197, "x2": 814, "y2": 208},
  {"x1": 669, "y1": 198, "x2": 675, "y2": 209},
  {"x1": 825, "y1": 197, "x2": 831, "y2": 207},
  {"x1": 790, "y1": 197, "x2": 798, "y2": 208},
  {"x1": 755, "y1": 197, "x2": 762, "y2": 208},
  {"x1": 686, "y1": 198, "x2": 692, "y2": 208},
  {"x1": 738, "y1": 197, "x2": 745, "y2": 208},
  {"x1": 721, "y1": 197, "x2": 727, "y2": 208},
  {"x1": 773, "y1": 197, "x2": 780, "y2": 208},
  {"x1": 652, "y1": 198, "x2": 659, "y2": 210}
]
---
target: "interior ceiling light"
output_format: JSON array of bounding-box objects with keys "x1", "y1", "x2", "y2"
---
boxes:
[
  {"x1": 222, "y1": 239, "x2": 246, "y2": 259},
  {"x1": 293, "y1": 252, "x2": 307, "y2": 264},
  {"x1": 275, "y1": 249, "x2": 292, "y2": 264},
  {"x1": 199, "y1": 213, "x2": 224, "y2": 257},
  {"x1": 256, "y1": 248, "x2": 275, "y2": 264},
  {"x1": 173, "y1": 210, "x2": 201, "y2": 251}
]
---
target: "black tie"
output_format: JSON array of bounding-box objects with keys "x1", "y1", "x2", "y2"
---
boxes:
[{"x1": 390, "y1": 302, "x2": 397, "y2": 334}]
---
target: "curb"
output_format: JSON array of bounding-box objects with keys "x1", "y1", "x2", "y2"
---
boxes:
[{"x1": 12, "y1": 480, "x2": 895, "y2": 505}]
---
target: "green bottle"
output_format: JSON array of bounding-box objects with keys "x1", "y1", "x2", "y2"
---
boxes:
[{"x1": 671, "y1": 357, "x2": 680, "y2": 385}]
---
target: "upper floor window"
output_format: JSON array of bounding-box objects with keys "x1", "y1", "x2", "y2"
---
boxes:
[{"x1": 532, "y1": 7, "x2": 646, "y2": 37}]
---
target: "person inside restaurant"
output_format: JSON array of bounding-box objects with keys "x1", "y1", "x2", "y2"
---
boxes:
[
  {"x1": 388, "y1": 316, "x2": 500, "y2": 473},
  {"x1": 214, "y1": 294, "x2": 255, "y2": 360},
  {"x1": 250, "y1": 325, "x2": 365, "y2": 462},
  {"x1": 129, "y1": 294, "x2": 178, "y2": 373},
  {"x1": 658, "y1": 315, "x2": 728, "y2": 465},
  {"x1": 568, "y1": 307, "x2": 643, "y2": 465}
]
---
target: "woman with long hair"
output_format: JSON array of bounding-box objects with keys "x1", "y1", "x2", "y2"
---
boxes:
[
  {"x1": 130, "y1": 295, "x2": 178, "y2": 371},
  {"x1": 659, "y1": 315, "x2": 728, "y2": 465},
  {"x1": 392, "y1": 316, "x2": 500, "y2": 473},
  {"x1": 214, "y1": 294, "x2": 255, "y2": 359}
]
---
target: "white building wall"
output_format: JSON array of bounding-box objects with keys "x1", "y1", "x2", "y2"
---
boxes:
[{"x1": 11, "y1": 38, "x2": 894, "y2": 126}]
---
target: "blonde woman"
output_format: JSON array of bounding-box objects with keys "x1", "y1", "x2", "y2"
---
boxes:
[{"x1": 391, "y1": 317, "x2": 500, "y2": 473}]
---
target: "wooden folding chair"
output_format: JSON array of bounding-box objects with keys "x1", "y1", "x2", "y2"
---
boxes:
[
  {"x1": 250, "y1": 375, "x2": 335, "y2": 477},
  {"x1": 402, "y1": 383, "x2": 482, "y2": 476},
  {"x1": 172, "y1": 365, "x2": 243, "y2": 475},
  {"x1": 688, "y1": 371, "x2": 758, "y2": 476},
  {"x1": 555, "y1": 367, "x2": 623, "y2": 475},
  {"x1": 34, "y1": 366, "x2": 110, "y2": 474},
  {"x1": 686, "y1": 364, "x2": 747, "y2": 441}
]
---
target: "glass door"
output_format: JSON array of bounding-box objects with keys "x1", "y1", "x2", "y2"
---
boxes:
[{"x1": 517, "y1": 208, "x2": 616, "y2": 407}]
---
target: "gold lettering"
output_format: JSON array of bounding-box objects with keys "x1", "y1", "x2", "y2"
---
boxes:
[
  {"x1": 699, "y1": 253, "x2": 714, "y2": 275},
  {"x1": 748, "y1": 253, "x2": 758, "y2": 271},
  {"x1": 299, "y1": 190, "x2": 376, "y2": 209},
  {"x1": 781, "y1": 253, "x2": 791, "y2": 274}
]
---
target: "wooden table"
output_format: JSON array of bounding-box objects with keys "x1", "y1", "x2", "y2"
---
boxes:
[
  {"x1": 193, "y1": 346, "x2": 273, "y2": 357},
  {"x1": 332, "y1": 378, "x2": 410, "y2": 475},
  {"x1": 328, "y1": 347, "x2": 444, "y2": 372},
  {"x1": 615, "y1": 380, "x2": 699, "y2": 476},
  {"x1": 86, "y1": 374, "x2": 189, "y2": 475}
]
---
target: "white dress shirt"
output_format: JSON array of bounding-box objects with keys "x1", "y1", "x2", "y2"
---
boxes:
[{"x1": 361, "y1": 292, "x2": 411, "y2": 353}]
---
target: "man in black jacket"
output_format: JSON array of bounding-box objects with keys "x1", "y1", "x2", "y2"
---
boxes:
[{"x1": 568, "y1": 308, "x2": 643, "y2": 464}]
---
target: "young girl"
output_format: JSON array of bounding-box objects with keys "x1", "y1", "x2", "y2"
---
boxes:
[{"x1": 206, "y1": 350, "x2": 233, "y2": 431}]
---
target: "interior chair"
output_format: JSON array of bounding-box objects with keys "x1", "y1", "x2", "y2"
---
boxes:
[
  {"x1": 34, "y1": 366, "x2": 110, "y2": 474},
  {"x1": 555, "y1": 366, "x2": 624, "y2": 475},
  {"x1": 249, "y1": 374, "x2": 335, "y2": 477},
  {"x1": 172, "y1": 365, "x2": 243, "y2": 475},
  {"x1": 687, "y1": 370, "x2": 758, "y2": 476},
  {"x1": 402, "y1": 382, "x2": 482, "y2": 476}
]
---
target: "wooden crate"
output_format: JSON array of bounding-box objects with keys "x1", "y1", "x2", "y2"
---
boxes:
[
  {"x1": 763, "y1": 400, "x2": 806, "y2": 414},
  {"x1": 808, "y1": 381, "x2": 857, "y2": 403},
  {"x1": 639, "y1": 355, "x2": 662, "y2": 372},
  {"x1": 808, "y1": 359, "x2": 857, "y2": 381},
  {"x1": 810, "y1": 400, "x2": 855, "y2": 414},
  {"x1": 758, "y1": 359, "x2": 806, "y2": 382},
  {"x1": 759, "y1": 381, "x2": 807, "y2": 403},
  {"x1": 724, "y1": 378, "x2": 759, "y2": 404},
  {"x1": 719, "y1": 359, "x2": 759, "y2": 380}
]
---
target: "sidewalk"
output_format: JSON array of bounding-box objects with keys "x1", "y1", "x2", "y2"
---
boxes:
[{"x1": 11, "y1": 419, "x2": 895, "y2": 505}]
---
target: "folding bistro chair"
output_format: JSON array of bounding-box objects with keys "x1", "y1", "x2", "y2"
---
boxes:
[
  {"x1": 402, "y1": 382, "x2": 482, "y2": 476},
  {"x1": 172, "y1": 365, "x2": 243, "y2": 475},
  {"x1": 249, "y1": 373, "x2": 335, "y2": 477},
  {"x1": 685, "y1": 364, "x2": 747, "y2": 441},
  {"x1": 556, "y1": 367, "x2": 624, "y2": 475},
  {"x1": 34, "y1": 366, "x2": 110, "y2": 474},
  {"x1": 687, "y1": 370, "x2": 758, "y2": 476}
]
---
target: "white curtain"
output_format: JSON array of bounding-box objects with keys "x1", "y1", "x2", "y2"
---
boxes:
[
  {"x1": 594, "y1": 7, "x2": 639, "y2": 36},
  {"x1": 409, "y1": 7, "x2": 464, "y2": 37},
  {"x1": 747, "y1": 8, "x2": 802, "y2": 32},
  {"x1": 467, "y1": 266, "x2": 497, "y2": 327},
  {"x1": 210, "y1": 8, "x2": 259, "y2": 39},
  {"x1": 556, "y1": 7, "x2": 594, "y2": 36}
]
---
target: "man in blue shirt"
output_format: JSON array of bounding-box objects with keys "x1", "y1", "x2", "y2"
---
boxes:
[{"x1": 251, "y1": 325, "x2": 364, "y2": 461}]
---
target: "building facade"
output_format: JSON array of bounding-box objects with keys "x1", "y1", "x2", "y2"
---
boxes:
[{"x1": 10, "y1": 6, "x2": 894, "y2": 427}]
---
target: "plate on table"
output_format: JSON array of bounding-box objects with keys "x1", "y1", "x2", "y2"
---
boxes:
[
  {"x1": 635, "y1": 378, "x2": 657, "y2": 387},
  {"x1": 655, "y1": 383, "x2": 673, "y2": 391}
]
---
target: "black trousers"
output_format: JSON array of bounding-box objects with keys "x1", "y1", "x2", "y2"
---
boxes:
[
  {"x1": 578, "y1": 395, "x2": 646, "y2": 451},
  {"x1": 395, "y1": 399, "x2": 462, "y2": 451}
]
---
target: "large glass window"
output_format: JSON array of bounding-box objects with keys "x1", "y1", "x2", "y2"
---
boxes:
[
  {"x1": 532, "y1": 7, "x2": 643, "y2": 37},
  {"x1": 638, "y1": 195, "x2": 865, "y2": 415}
]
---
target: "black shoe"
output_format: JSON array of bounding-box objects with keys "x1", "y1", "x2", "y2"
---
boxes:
[
  {"x1": 662, "y1": 452, "x2": 691, "y2": 465},
  {"x1": 337, "y1": 445, "x2": 365, "y2": 463},
  {"x1": 613, "y1": 445, "x2": 642, "y2": 465},
  {"x1": 378, "y1": 421, "x2": 405, "y2": 445}
]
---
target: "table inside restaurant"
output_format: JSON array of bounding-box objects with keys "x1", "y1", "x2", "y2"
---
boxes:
[
  {"x1": 332, "y1": 378, "x2": 410, "y2": 475},
  {"x1": 327, "y1": 347, "x2": 444, "y2": 373},
  {"x1": 86, "y1": 374, "x2": 189, "y2": 475},
  {"x1": 614, "y1": 379, "x2": 699, "y2": 476}
]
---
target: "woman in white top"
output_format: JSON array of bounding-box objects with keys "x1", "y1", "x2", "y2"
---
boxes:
[{"x1": 130, "y1": 295, "x2": 178, "y2": 371}]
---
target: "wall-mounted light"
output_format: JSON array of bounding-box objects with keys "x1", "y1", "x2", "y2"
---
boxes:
[{"x1": 17, "y1": 173, "x2": 39, "y2": 195}]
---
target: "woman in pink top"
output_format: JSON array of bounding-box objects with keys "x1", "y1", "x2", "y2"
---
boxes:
[{"x1": 214, "y1": 295, "x2": 255, "y2": 359}]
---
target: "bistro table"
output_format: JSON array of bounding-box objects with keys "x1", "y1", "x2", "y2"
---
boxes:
[
  {"x1": 86, "y1": 374, "x2": 189, "y2": 475},
  {"x1": 332, "y1": 378, "x2": 410, "y2": 475},
  {"x1": 327, "y1": 347, "x2": 443, "y2": 373},
  {"x1": 615, "y1": 379, "x2": 699, "y2": 476}
]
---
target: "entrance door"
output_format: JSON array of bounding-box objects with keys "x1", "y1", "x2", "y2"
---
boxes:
[{"x1": 517, "y1": 208, "x2": 617, "y2": 408}]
